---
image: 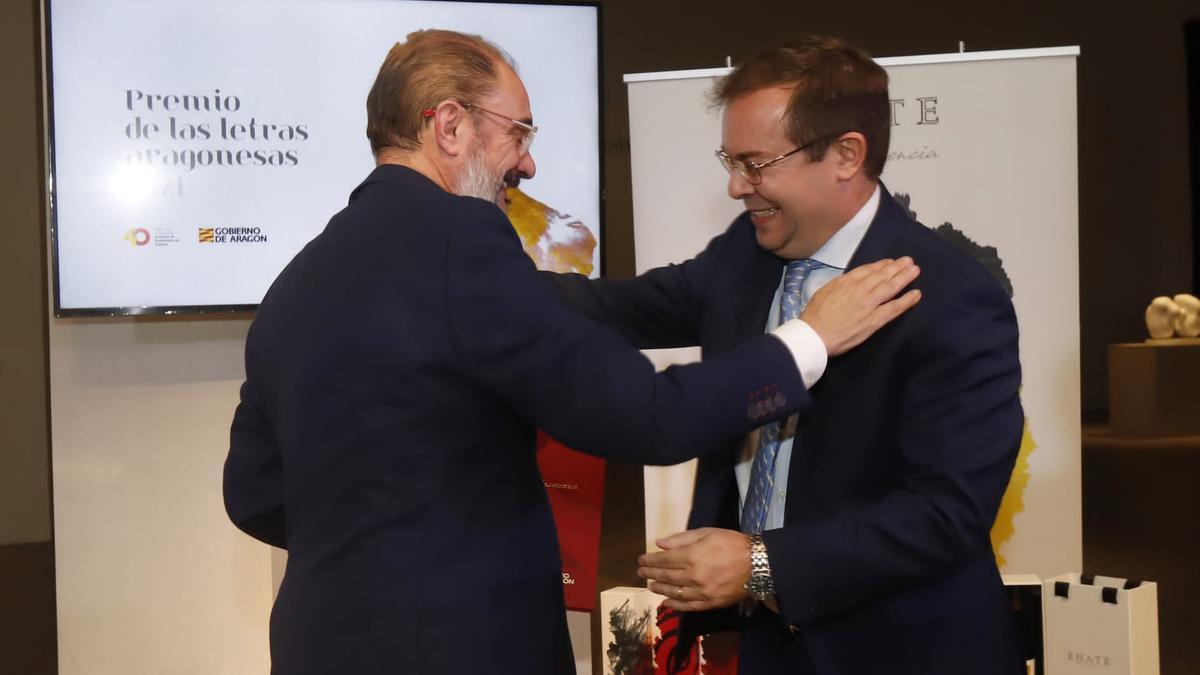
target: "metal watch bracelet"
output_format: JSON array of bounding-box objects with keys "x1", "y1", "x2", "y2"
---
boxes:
[{"x1": 745, "y1": 533, "x2": 775, "y2": 601}]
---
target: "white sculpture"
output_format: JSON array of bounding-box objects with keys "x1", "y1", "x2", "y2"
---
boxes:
[
  {"x1": 1145, "y1": 294, "x2": 1200, "y2": 340},
  {"x1": 1145, "y1": 296, "x2": 1182, "y2": 339},
  {"x1": 1173, "y1": 293, "x2": 1200, "y2": 338}
]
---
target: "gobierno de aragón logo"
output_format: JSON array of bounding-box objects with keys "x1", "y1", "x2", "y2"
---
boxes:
[{"x1": 197, "y1": 226, "x2": 268, "y2": 244}]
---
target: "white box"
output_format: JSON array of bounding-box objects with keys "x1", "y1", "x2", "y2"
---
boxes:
[
  {"x1": 598, "y1": 586, "x2": 737, "y2": 675},
  {"x1": 1042, "y1": 573, "x2": 1159, "y2": 675},
  {"x1": 600, "y1": 586, "x2": 667, "y2": 675}
]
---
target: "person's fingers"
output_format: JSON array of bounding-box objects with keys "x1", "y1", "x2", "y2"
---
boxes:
[
  {"x1": 826, "y1": 288, "x2": 923, "y2": 356},
  {"x1": 839, "y1": 257, "x2": 896, "y2": 282},
  {"x1": 638, "y1": 567, "x2": 690, "y2": 586},
  {"x1": 661, "y1": 597, "x2": 725, "y2": 612},
  {"x1": 808, "y1": 258, "x2": 915, "y2": 312},
  {"x1": 638, "y1": 549, "x2": 688, "y2": 569},
  {"x1": 870, "y1": 289, "x2": 923, "y2": 330},
  {"x1": 655, "y1": 529, "x2": 708, "y2": 550},
  {"x1": 850, "y1": 256, "x2": 909, "y2": 287},
  {"x1": 648, "y1": 581, "x2": 691, "y2": 601},
  {"x1": 868, "y1": 263, "x2": 920, "y2": 304},
  {"x1": 862, "y1": 257, "x2": 916, "y2": 297}
]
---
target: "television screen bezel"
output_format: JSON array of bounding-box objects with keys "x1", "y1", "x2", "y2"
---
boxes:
[{"x1": 43, "y1": 0, "x2": 604, "y2": 317}]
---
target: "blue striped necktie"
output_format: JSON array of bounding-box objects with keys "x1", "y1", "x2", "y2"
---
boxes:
[{"x1": 740, "y1": 258, "x2": 824, "y2": 534}]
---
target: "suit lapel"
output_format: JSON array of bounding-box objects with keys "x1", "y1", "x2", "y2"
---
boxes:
[
  {"x1": 709, "y1": 218, "x2": 783, "y2": 354},
  {"x1": 692, "y1": 216, "x2": 781, "y2": 530},
  {"x1": 783, "y1": 186, "x2": 908, "y2": 524},
  {"x1": 845, "y1": 185, "x2": 905, "y2": 270}
]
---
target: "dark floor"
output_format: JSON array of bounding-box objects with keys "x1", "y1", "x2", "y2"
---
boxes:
[
  {"x1": 1081, "y1": 426, "x2": 1200, "y2": 674},
  {"x1": 0, "y1": 541, "x2": 56, "y2": 675}
]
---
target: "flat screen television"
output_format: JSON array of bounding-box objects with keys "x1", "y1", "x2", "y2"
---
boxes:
[{"x1": 46, "y1": 0, "x2": 601, "y2": 316}]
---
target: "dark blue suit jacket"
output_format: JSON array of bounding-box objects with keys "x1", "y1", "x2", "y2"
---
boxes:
[
  {"x1": 223, "y1": 165, "x2": 815, "y2": 675},
  {"x1": 551, "y1": 188, "x2": 1026, "y2": 675}
]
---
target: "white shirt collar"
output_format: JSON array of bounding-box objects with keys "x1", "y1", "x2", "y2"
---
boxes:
[{"x1": 809, "y1": 184, "x2": 880, "y2": 270}]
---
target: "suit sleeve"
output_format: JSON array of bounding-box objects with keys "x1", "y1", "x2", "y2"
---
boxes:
[
  {"x1": 444, "y1": 205, "x2": 809, "y2": 466},
  {"x1": 764, "y1": 278, "x2": 1023, "y2": 623},
  {"x1": 224, "y1": 377, "x2": 287, "y2": 548},
  {"x1": 543, "y1": 224, "x2": 733, "y2": 349}
]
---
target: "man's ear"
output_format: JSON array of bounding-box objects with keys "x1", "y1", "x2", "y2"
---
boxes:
[
  {"x1": 430, "y1": 100, "x2": 470, "y2": 157},
  {"x1": 832, "y1": 131, "x2": 867, "y2": 181}
]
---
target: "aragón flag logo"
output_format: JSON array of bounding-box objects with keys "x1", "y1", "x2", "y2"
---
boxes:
[{"x1": 198, "y1": 226, "x2": 267, "y2": 244}]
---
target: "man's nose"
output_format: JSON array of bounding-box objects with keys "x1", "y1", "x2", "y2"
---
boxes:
[
  {"x1": 727, "y1": 169, "x2": 754, "y2": 200},
  {"x1": 517, "y1": 150, "x2": 536, "y2": 180}
]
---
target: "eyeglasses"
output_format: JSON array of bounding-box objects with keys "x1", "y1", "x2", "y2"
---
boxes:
[
  {"x1": 461, "y1": 101, "x2": 538, "y2": 154},
  {"x1": 715, "y1": 134, "x2": 839, "y2": 185}
]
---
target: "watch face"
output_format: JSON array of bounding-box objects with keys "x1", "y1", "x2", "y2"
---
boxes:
[
  {"x1": 746, "y1": 534, "x2": 773, "y2": 600},
  {"x1": 749, "y1": 577, "x2": 771, "y2": 601}
]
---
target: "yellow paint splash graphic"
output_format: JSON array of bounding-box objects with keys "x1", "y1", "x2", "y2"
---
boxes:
[
  {"x1": 991, "y1": 415, "x2": 1035, "y2": 568},
  {"x1": 505, "y1": 187, "x2": 596, "y2": 275}
]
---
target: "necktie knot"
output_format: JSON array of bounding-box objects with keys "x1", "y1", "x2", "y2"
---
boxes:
[
  {"x1": 779, "y1": 259, "x2": 823, "y2": 323},
  {"x1": 783, "y1": 259, "x2": 822, "y2": 295}
]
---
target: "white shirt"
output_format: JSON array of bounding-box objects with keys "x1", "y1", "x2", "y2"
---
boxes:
[{"x1": 747, "y1": 185, "x2": 881, "y2": 529}]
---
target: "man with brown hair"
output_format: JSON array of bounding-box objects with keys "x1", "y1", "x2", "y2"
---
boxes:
[
  {"x1": 223, "y1": 30, "x2": 920, "y2": 674},
  {"x1": 551, "y1": 35, "x2": 1025, "y2": 674}
]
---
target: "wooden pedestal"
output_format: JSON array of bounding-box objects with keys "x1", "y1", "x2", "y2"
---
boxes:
[{"x1": 1108, "y1": 340, "x2": 1200, "y2": 437}]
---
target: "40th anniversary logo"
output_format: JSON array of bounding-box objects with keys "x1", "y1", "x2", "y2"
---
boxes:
[
  {"x1": 123, "y1": 227, "x2": 151, "y2": 246},
  {"x1": 123, "y1": 227, "x2": 179, "y2": 247}
]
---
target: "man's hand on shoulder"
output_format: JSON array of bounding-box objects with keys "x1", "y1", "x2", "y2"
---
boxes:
[
  {"x1": 801, "y1": 257, "x2": 921, "y2": 357},
  {"x1": 637, "y1": 527, "x2": 752, "y2": 612}
]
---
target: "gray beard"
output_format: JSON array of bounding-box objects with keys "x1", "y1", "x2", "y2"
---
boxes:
[{"x1": 453, "y1": 145, "x2": 504, "y2": 207}]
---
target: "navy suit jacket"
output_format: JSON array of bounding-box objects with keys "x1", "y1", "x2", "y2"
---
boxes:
[
  {"x1": 550, "y1": 187, "x2": 1026, "y2": 675},
  {"x1": 223, "y1": 165, "x2": 816, "y2": 675}
]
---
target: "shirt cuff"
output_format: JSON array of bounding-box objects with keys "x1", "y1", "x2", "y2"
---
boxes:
[{"x1": 769, "y1": 319, "x2": 828, "y2": 389}]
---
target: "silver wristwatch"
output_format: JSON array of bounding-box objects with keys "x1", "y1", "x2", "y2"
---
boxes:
[{"x1": 744, "y1": 533, "x2": 776, "y2": 601}]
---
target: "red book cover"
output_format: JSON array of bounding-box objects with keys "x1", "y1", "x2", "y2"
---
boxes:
[{"x1": 536, "y1": 431, "x2": 606, "y2": 611}]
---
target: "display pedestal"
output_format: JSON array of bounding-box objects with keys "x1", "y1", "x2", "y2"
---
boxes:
[{"x1": 1107, "y1": 340, "x2": 1200, "y2": 436}]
